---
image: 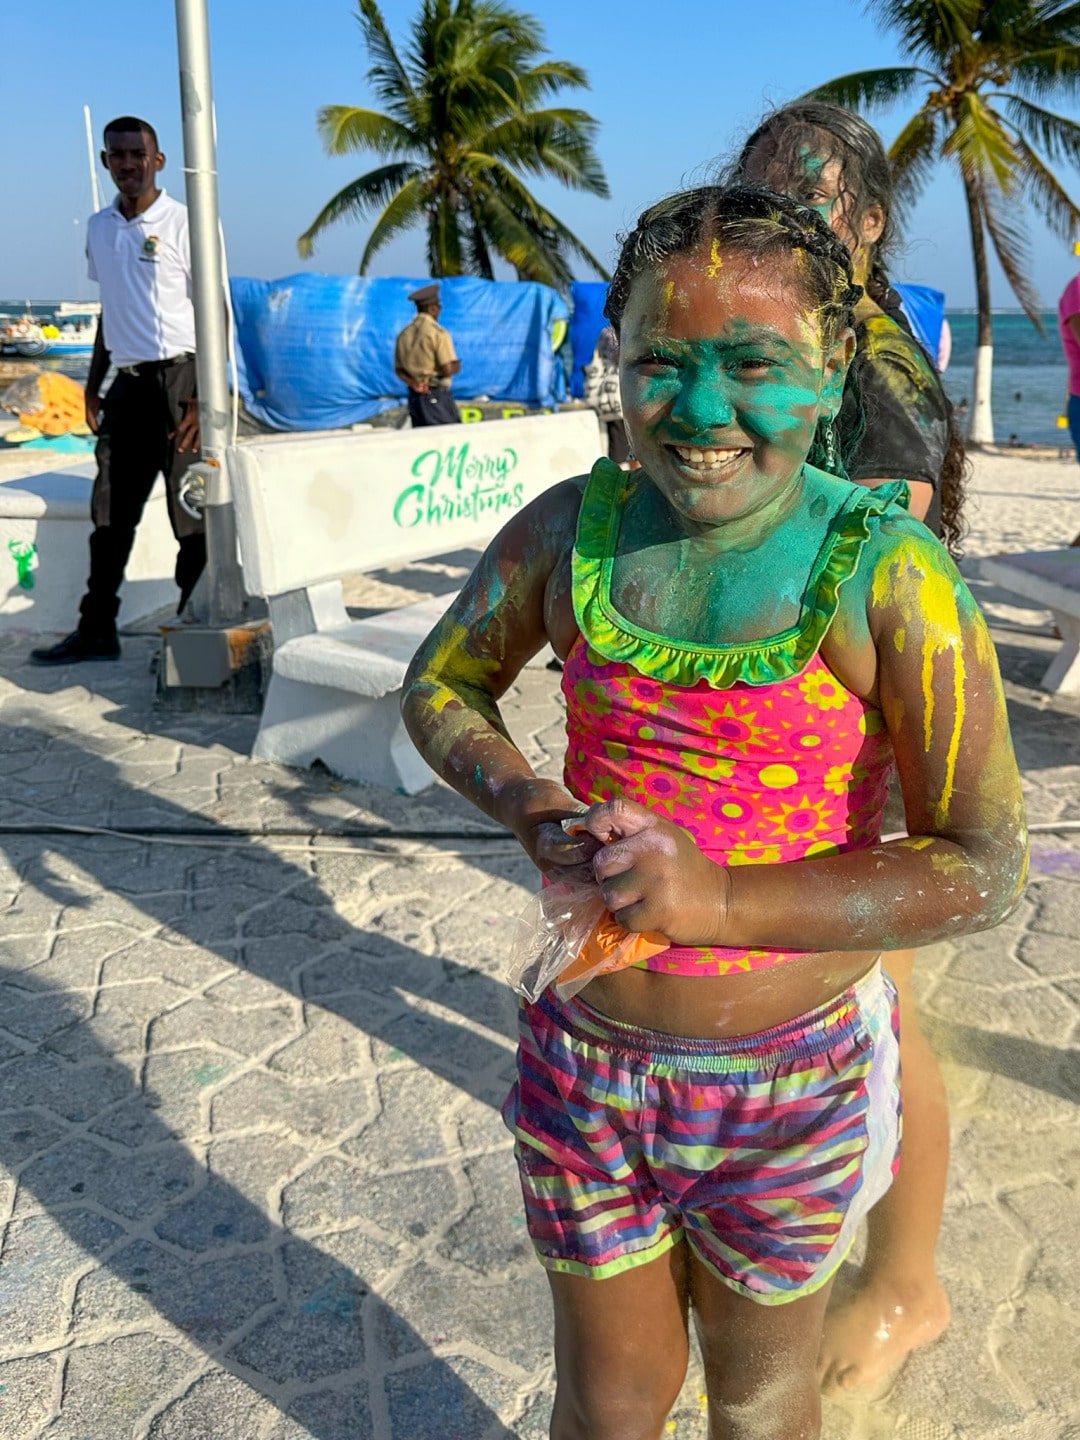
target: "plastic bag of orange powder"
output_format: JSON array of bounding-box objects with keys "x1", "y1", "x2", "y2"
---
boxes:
[{"x1": 507, "y1": 878, "x2": 668, "y2": 1003}]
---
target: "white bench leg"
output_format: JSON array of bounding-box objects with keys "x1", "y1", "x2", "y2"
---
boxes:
[
  {"x1": 1041, "y1": 614, "x2": 1080, "y2": 695},
  {"x1": 253, "y1": 672, "x2": 434, "y2": 793}
]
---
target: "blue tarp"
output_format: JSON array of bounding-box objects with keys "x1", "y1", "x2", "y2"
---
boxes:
[
  {"x1": 569, "y1": 281, "x2": 609, "y2": 399},
  {"x1": 894, "y1": 283, "x2": 946, "y2": 365},
  {"x1": 230, "y1": 274, "x2": 569, "y2": 431}
]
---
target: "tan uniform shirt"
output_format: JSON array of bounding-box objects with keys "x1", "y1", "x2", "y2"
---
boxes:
[{"x1": 394, "y1": 311, "x2": 458, "y2": 388}]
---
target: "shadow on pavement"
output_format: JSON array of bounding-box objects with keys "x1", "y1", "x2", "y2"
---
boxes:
[
  {"x1": 925, "y1": 1014, "x2": 1080, "y2": 1104},
  {"x1": 0, "y1": 719, "x2": 542, "y2": 1437}
]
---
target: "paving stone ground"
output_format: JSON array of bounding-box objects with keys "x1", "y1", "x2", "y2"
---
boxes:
[{"x1": 1, "y1": 452, "x2": 1080, "y2": 1438}]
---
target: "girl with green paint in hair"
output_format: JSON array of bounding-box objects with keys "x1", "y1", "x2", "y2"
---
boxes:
[
  {"x1": 729, "y1": 102, "x2": 968, "y2": 1394},
  {"x1": 402, "y1": 186, "x2": 1025, "y2": 1440},
  {"x1": 729, "y1": 101, "x2": 967, "y2": 556}
]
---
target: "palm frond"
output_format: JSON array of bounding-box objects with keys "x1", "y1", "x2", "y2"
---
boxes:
[
  {"x1": 358, "y1": 176, "x2": 428, "y2": 273},
  {"x1": 297, "y1": 162, "x2": 423, "y2": 257},
  {"x1": 1001, "y1": 94, "x2": 1080, "y2": 166},
  {"x1": 1009, "y1": 45, "x2": 1080, "y2": 101},
  {"x1": 888, "y1": 107, "x2": 941, "y2": 208},
  {"x1": 980, "y1": 184, "x2": 1045, "y2": 326},
  {"x1": 469, "y1": 184, "x2": 571, "y2": 287},
  {"x1": 516, "y1": 59, "x2": 591, "y2": 101},
  {"x1": 480, "y1": 161, "x2": 610, "y2": 278},
  {"x1": 1010, "y1": 132, "x2": 1080, "y2": 243},
  {"x1": 356, "y1": 0, "x2": 416, "y2": 109},
  {"x1": 315, "y1": 106, "x2": 418, "y2": 159},
  {"x1": 865, "y1": 0, "x2": 979, "y2": 64},
  {"x1": 1011, "y1": 0, "x2": 1080, "y2": 48},
  {"x1": 476, "y1": 110, "x2": 609, "y2": 195},
  {"x1": 802, "y1": 65, "x2": 932, "y2": 111},
  {"x1": 942, "y1": 92, "x2": 1019, "y2": 189}
]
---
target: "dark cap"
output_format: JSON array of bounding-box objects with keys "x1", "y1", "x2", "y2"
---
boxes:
[{"x1": 408, "y1": 283, "x2": 441, "y2": 306}]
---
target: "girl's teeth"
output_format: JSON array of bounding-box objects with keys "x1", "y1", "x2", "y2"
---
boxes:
[{"x1": 674, "y1": 445, "x2": 741, "y2": 465}]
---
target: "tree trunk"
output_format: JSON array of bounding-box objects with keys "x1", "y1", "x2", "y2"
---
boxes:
[{"x1": 962, "y1": 171, "x2": 994, "y2": 445}]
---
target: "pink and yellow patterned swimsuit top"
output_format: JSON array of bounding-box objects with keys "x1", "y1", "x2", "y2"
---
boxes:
[{"x1": 563, "y1": 457, "x2": 909, "y2": 976}]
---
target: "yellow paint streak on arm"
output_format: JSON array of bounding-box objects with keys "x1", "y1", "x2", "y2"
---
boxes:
[{"x1": 873, "y1": 539, "x2": 966, "y2": 822}]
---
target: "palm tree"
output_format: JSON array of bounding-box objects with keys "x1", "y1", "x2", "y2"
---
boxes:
[
  {"x1": 808, "y1": 0, "x2": 1080, "y2": 443},
  {"x1": 297, "y1": 0, "x2": 610, "y2": 287}
]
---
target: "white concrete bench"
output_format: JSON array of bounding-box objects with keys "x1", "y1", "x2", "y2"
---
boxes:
[
  {"x1": 229, "y1": 409, "x2": 601, "y2": 792},
  {"x1": 0, "y1": 461, "x2": 179, "y2": 633},
  {"x1": 980, "y1": 548, "x2": 1080, "y2": 694}
]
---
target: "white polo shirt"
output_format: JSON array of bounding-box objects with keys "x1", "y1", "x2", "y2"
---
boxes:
[{"x1": 87, "y1": 188, "x2": 197, "y2": 367}]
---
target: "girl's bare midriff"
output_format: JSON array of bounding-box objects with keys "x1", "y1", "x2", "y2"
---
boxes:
[{"x1": 580, "y1": 948, "x2": 881, "y2": 1039}]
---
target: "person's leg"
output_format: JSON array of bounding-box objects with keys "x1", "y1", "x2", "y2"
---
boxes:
[
  {"x1": 162, "y1": 360, "x2": 206, "y2": 613},
  {"x1": 691, "y1": 1255, "x2": 834, "y2": 1440},
  {"x1": 547, "y1": 1245, "x2": 691, "y2": 1440},
  {"x1": 86, "y1": 374, "x2": 162, "y2": 625},
  {"x1": 504, "y1": 991, "x2": 691, "y2": 1438},
  {"x1": 30, "y1": 376, "x2": 156, "y2": 663},
  {"x1": 818, "y1": 948, "x2": 950, "y2": 1392},
  {"x1": 431, "y1": 388, "x2": 461, "y2": 424},
  {"x1": 407, "y1": 388, "x2": 433, "y2": 427}
]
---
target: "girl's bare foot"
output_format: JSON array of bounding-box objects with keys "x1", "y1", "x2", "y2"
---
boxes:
[{"x1": 818, "y1": 1275, "x2": 950, "y2": 1394}]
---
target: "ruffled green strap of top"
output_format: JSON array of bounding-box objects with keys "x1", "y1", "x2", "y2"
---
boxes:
[{"x1": 572, "y1": 457, "x2": 910, "y2": 689}]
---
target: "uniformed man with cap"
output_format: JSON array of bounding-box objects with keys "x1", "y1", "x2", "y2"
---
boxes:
[{"x1": 394, "y1": 284, "x2": 462, "y2": 426}]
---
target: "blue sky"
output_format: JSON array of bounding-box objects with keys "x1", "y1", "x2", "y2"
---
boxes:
[{"x1": 5, "y1": 0, "x2": 1079, "y2": 308}]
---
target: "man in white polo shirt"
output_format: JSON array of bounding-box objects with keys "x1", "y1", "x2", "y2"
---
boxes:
[{"x1": 31, "y1": 116, "x2": 206, "y2": 665}]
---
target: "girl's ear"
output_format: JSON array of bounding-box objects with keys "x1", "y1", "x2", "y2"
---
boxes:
[
  {"x1": 821, "y1": 326, "x2": 855, "y2": 411},
  {"x1": 860, "y1": 204, "x2": 886, "y2": 248}
]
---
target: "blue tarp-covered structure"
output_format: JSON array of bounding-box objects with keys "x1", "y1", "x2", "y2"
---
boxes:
[
  {"x1": 894, "y1": 283, "x2": 946, "y2": 365},
  {"x1": 568, "y1": 281, "x2": 949, "y2": 393},
  {"x1": 569, "y1": 282, "x2": 610, "y2": 399},
  {"x1": 230, "y1": 274, "x2": 569, "y2": 431}
]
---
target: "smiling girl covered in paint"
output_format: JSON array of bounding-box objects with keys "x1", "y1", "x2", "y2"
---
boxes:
[{"x1": 401, "y1": 187, "x2": 1027, "y2": 1440}]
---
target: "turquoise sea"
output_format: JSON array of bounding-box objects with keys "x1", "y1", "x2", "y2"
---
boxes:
[
  {"x1": 942, "y1": 311, "x2": 1069, "y2": 446},
  {"x1": 3, "y1": 301, "x2": 1072, "y2": 447}
]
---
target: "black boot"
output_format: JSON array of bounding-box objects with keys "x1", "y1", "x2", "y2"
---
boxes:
[{"x1": 29, "y1": 628, "x2": 120, "y2": 666}]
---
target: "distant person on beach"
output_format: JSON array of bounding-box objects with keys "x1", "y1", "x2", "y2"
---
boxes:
[
  {"x1": 728, "y1": 101, "x2": 970, "y2": 1395},
  {"x1": 402, "y1": 186, "x2": 1027, "y2": 1440},
  {"x1": 31, "y1": 116, "x2": 204, "y2": 667},
  {"x1": 394, "y1": 285, "x2": 462, "y2": 427},
  {"x1": 1058, "y1": 270, "x2": 1080, "y2": 464}
]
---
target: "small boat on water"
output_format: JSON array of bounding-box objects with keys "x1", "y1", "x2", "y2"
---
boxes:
[{"x1": 1, "y1": 302, "x2": 100, "y2": 358}]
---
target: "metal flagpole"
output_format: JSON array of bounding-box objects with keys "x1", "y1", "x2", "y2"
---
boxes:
[
  {"x1": 83, "y1": 106, "x2": 104, "y2": 214},
  {"x1": 174, "y1": 0, "x2": 244, "y2": 626}
]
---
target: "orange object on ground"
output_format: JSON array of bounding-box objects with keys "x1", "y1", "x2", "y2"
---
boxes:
[{"x1": 16, "y1": 372, "x2": 86, "y2": 436}]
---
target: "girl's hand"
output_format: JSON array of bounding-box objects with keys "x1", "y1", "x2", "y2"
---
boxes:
[
  {"x1": 497, "y1": 778, "x2": 602, "y2": 879},
  {"x1": 576, "y1": 798, "x2": 731, "y2": 945}
]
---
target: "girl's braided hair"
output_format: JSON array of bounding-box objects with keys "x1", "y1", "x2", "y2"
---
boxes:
[
  {"x1": 726, "y1": 101, "x2": 968, "y2": 554},
  {"x1": 604, "y1": 186, "x2": 864, "y2": 476}
]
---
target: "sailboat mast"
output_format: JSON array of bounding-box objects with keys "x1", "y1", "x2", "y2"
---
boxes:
[{"x1": 84, "y1": 105, "x2": 103, "y2": 214}]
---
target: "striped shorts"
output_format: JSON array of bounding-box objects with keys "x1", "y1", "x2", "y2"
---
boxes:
[{"x1": 501, "y1": 963, "x2": 901, "y2": 1304}]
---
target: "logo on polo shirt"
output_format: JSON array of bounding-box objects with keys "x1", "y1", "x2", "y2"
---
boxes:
[{"x1": 142, "y1": 236, "x2": 160, "y2": 260}]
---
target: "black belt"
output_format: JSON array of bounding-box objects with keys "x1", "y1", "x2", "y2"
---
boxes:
[{"x1": 118, "y1": 352, "x2": 195, "y2": 377}]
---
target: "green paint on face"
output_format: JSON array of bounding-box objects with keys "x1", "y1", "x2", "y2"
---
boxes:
[{"x1": 619, "y1": 245, "x2": 843, "y2": 535}]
